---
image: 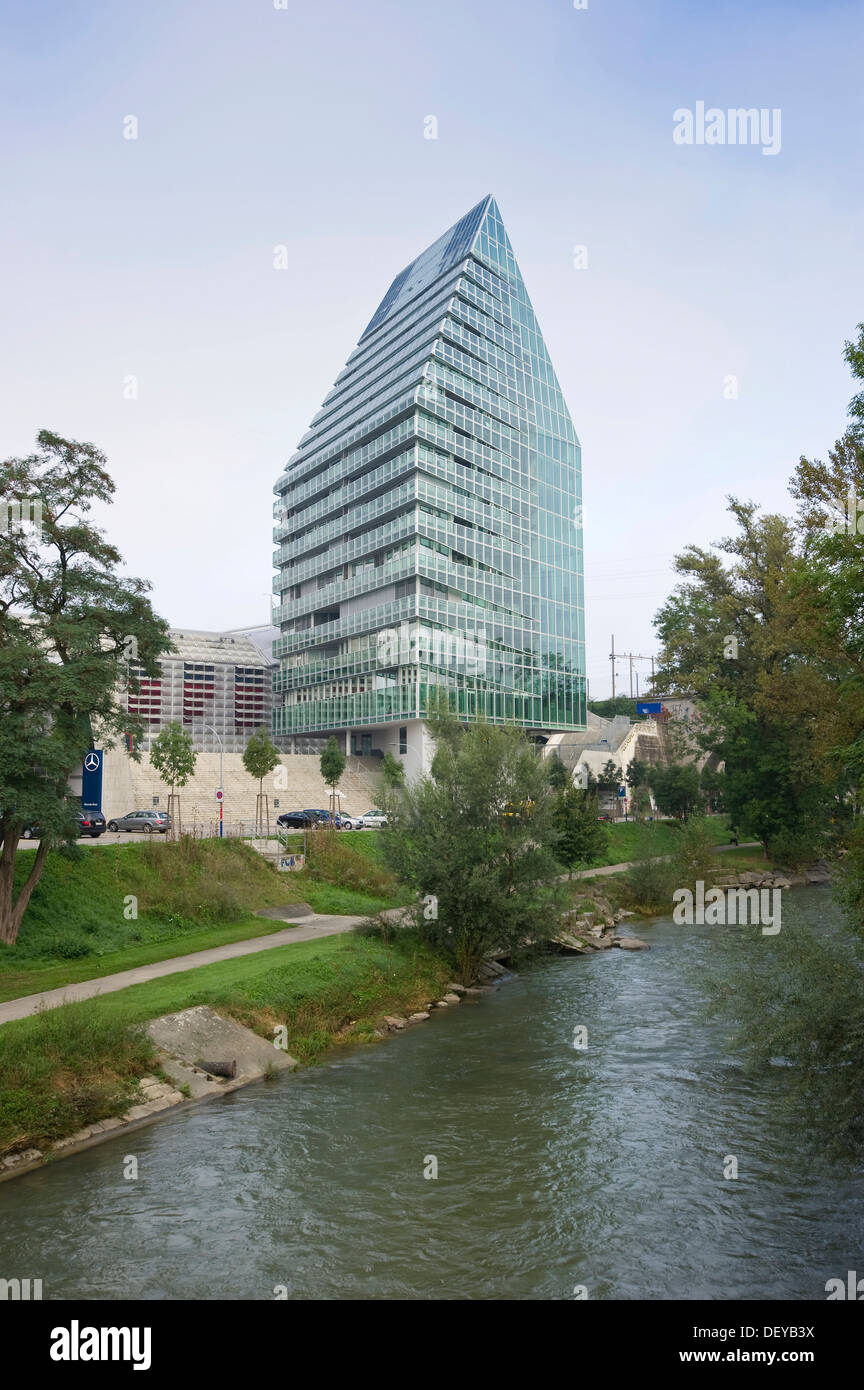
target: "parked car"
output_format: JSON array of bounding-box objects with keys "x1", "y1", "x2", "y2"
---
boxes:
[
  {"x1": 76, "y1": 812, "x2": 106, "y2": 838},
  {"x1": 276, "y1": 810, "x2": 315, "y2": 830},
  {"x1": 106, "y1": 810, "x2": 171, "y2": 834},
  {"x1": 360, "y1": 809, "x2": 388, "y2": 829},
  {"x1": 337, "y1": 811, "x2": 365, "y2": 830},
  {"x1": 308, "y1": 808, "x2": 355, "y2": 828},
  {"x1": 22, "y1": 813, "x2": 106, "y2": 839}
]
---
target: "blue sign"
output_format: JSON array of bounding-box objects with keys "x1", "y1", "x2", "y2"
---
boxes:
[
  {"x1": 637, "y1": 701, "x2": 662, "y2": 715},
  {"x1": 618, "y1": 786, "x2": 627, "y2": 797},
  {"x1": 81, "y1": 749, "x2": 103, "y2": 813}
]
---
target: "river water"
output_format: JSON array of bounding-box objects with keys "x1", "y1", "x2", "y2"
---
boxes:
[{"x1": 1, "y1": 885, "x2": 859, "y2": 1300}]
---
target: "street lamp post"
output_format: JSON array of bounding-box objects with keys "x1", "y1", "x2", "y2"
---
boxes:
[{"x1": 202, "y1": 723, "x2": 224, "y2": 837}]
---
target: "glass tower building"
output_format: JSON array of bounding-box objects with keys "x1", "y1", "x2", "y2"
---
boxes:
[{"x1": 272, "y1": 195, "x2": 585, "y2": 769}]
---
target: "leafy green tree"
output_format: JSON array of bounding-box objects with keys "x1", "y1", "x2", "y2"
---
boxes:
[
  {"x1": 700, "y1": 330, "x2": 864, "y2": 1155},
  {"x1": 381, "y1": 716, "x2": 564, "y2": 982},
  {"x1": 699, "y1": 762, "x2": 726, "y2": 813},
  {"x1": 320, "y1": 734, "x2": 346, "y2": 814},
  {"x1": 553, "y1": 783, "x2": 607, "y2": 877},
  {"x1": 150, "y1": 722, "x2": 196, "y2": 828},
  {"x1": 627, "y1": 758, "x2": 649, "y2": 789},
  {"x1": 653, "y1": 497, "x2": 839, "y2": 857},
  {"x1": 575, "y1": 762, "x2": 598, "y2": 793},
  {"x1": 0, "y1": 431, "x2": 170, "y2": 944},
  {"x1": 647, "y1": 762, "x2": 701, "y2": 821},
  {"x1": 243, "y1": 726, "x2": 281, "y2": 829},
  {"x1": 545, "y1": 753, "x2": 570, "y2": 790},
  {"x1": 599, "y1": 759, "x2": 623, "y2": 787},
  {"x1": 380, "y1": 750, "x2": 406, "y2": 790}
]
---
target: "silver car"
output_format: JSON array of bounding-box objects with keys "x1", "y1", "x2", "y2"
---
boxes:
[{"x1": 107, "y1": 810, "x2": 172, "y2": 834}]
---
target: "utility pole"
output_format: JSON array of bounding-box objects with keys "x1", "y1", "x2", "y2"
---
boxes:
[{"x1": 614, "y1": 650, "x2": 656, "y2": 701}]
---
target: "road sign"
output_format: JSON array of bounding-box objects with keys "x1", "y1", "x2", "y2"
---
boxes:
[{"x1": 215, "y1": 789, "x2": 223, "y2": 802}]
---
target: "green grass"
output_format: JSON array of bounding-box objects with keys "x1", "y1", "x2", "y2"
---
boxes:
[
  {"x1": 713, "y1": 848, "x2": 771, "y2": 871},
  {"x1": 2, "y1": 836, "x2": 405, "y2": 1000},
  {"x1": 0, "y1": 933, "x2": 450, "y2": 1156},
  {"x1": 584, "y1": 816, "x2": 731, "y2": 867},
  {"x1": 0, "y1": 919, "x2": 293, "y2": 1003}
]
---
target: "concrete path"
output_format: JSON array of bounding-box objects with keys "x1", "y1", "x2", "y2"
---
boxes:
[
  {"x1": 0, "y1": 914, "x2": 364, "y2": 1025},
  {"x1": 573, "y1": 841, "x2": 761, "y2": 880},
  {"x1": 0, "y1": 843, "x2": 762, "y2": 1025}
]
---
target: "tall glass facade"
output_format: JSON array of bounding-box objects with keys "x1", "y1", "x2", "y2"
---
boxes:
[{"x1": 272, "y1": 196, "x2": 585, "y2": 751}]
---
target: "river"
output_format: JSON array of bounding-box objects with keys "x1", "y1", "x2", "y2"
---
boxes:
[{"x1": 0, "y1": 885, "x2": 859, "y2": 1300}]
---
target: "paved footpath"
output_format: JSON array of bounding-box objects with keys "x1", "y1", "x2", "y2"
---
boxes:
[
  {"x1": 573, "y1": 841, "x2": 761, "y2": 880},
  {"x1": 0, "y1": 914, "x2": 365, "y2": 1026},
  {"x1": 0, "y1": 844, "x2": 761, "y2": 1026}
]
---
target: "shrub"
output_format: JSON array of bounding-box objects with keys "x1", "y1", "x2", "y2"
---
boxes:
[
  {"x1": 672, "y1": 816, "x2": 718, "y2": 888},
  {"x1": 303, "y1": 831, "x2": 397, "y2": 899}
]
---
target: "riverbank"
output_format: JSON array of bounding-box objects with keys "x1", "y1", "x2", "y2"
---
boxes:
[
  {"x1": 0, "y1": 929, "x2": 452, "y2": 1166},
  {"x1": 2, "y1": 834, "x2": 405, "y2": 1002},
  {"x1": 3, "y1": 889, "x2": 855, "y2": 1301}
]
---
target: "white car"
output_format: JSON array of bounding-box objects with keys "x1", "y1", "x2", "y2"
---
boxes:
[
  {"x1": 360, "y1": 809, "x2": 388, "y2": 829},
  {"x1": 338, "y1": 812, "x2": 366, "y2": 830}
]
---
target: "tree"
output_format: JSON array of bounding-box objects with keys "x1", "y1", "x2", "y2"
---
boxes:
[
  {"x1": 553, "y1": 783, "x2": 607, "y2": 877},
  {"x1": 545, "y1": 753, "x2": 570, "y2": 790},
  {"x1": 320, "y1": 735, "x2": 346, "y2": 815},
  {"x1": 647, "y1": 762, "x2": 701, "y2": 821},
  {"x1": 575, "y1": 762, "x2": 597, "y2": 793},
  {"x1": 150, "y1": 722, "x2": 196, "y2": 833},
  {"x1": 627, "y1": 758, "x2": 649, "y2": 789},
  {"x1": 653, "y1": 496, "x2": 840, "y2": 859},
  {"x1": 243, "y1": 726, "x2": 280, "y2": 833},
  {"x1": 599, "y1": 759, "x2": 623, "y2": 787},
  {"x1": 380, "y1": 716, "x2": 564, "y2": 982},
  {"x1": 0, "y1": 431, "x2": 170, "y2": 944},
  {"x1": 380, "y1": 750, "x2": 405, "y2": 790},
  {"x1": 699, "y1": 762, "x2": 726, "y2": 813}
]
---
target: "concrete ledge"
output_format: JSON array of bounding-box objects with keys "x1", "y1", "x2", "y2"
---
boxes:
[{"x1": 0, "y1": 1007, "x2": 298, "y2": 1185}]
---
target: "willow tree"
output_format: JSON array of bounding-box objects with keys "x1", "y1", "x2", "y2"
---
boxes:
[
  {"x1": 381, "y1": 712, "x2": 564, "y2": 981},
  {"x1": 0, "y1": 431, "x2": 171, "y2": 944}
]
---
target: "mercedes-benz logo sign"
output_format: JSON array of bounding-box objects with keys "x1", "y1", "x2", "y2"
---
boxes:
[{"x1": 84, "y1": 752, "x2": 100, "y2": 771}]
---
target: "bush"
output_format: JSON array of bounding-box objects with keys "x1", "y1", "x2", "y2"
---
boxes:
[
  {"x1": 764, "y1": 827, "x2": 822, "y2": 871},
  {"x1": 302, "y1": 831, "x2": 397, "y2": 899},
  {"x1": 53, "y1": 934, "x2": 93, "y2": 959},
  {"x1": 671, "y1": 816, "x2": 718, "y2": 888},
  {"x1": 620, "y1": 824, "x2": 678, "y2": 912},
  {"x1": 622, "y1": 856, "x2": 678, "y2": 913},
  {"x1": 704, "y1": 921, "x2": 864, "y2": 1156}
]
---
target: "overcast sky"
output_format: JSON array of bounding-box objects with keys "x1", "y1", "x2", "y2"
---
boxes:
[{"x1": 2, "y1": 0, "x2": 862, "y2": 698}]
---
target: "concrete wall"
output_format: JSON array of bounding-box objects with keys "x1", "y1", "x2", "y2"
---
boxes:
[{"x1": 101, "y1": 749, "x2": 386, "y2": 830}]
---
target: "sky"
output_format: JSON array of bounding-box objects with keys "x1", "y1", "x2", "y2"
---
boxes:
[{"x1": 1, "y1": 0, "x2": 862, "y2": 698}]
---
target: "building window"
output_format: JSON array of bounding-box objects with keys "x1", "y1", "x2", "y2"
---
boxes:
[{"x1": 399, "y1": 726, "x2": 407, "y2": 754}]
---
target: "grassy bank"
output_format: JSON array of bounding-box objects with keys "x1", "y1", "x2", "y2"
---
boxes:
[
  {"x1": 2, "y1": 835, "x2": 404, "y2": 1000},
  {"x1": 0, "y1": 932, "x2": 450, "y2": 1157},
  {"x1": 590, "y1": 816, "x2": 732, "y2": 866}
]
